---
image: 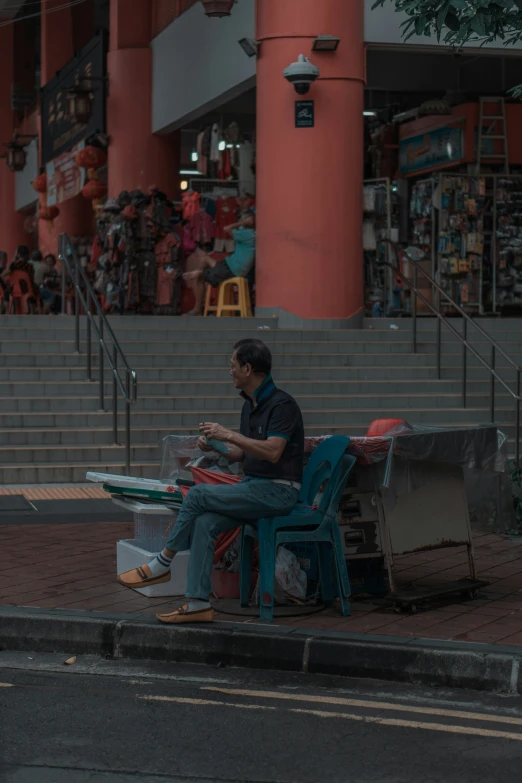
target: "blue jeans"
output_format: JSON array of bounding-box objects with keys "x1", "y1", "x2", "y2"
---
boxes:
[{"x1": 166, "y1": 478, "x2": 298, "y2": 600}]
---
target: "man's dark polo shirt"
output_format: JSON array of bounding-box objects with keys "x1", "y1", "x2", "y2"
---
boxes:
[{"x1": 239, "y1": 375, "x2": 304, "y2": 483}]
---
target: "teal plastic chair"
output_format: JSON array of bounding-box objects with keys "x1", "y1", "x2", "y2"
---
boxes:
[{"x1": 240, "y1": 435, "x2": 355, "y2": 622}]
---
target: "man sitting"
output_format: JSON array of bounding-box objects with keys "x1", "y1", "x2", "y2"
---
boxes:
[
  {"x1": 182, "y1": 210, "x2": 256, "y2": 315},
  {"x1": 118, "y1": 338, "x2": 304, "y2": 624}
]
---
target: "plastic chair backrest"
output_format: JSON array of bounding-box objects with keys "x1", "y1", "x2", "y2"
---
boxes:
[
  {"x1": 311, "y1": 454, "x2": 357, "y2": 537},
  {"x1": 10, "y1": 270, "x2": 32, "y2": 297},
  {"x1": 298, "y1": 435, "x2": 350, "y2": 511}
]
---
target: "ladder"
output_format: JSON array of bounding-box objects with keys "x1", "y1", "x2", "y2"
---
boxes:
[{"x1": 476, "y1": 96, "x2": 509, "y2": 174}]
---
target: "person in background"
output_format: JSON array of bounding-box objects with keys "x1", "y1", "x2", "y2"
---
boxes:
[
  {"x1": 29, "y1": 250, "x2": 50, "y2": 287},
  {"x1": 0, "y1": 245, "x2": 37, "y2": 312},
  {"x1": 182, "y1": 210, "x2": 256, "y2": 315},
  {"x1": 40, "y1": 254, "x2": 60, "y2": 314},
  {"x1": 9, "y1": 245, "x2": 33, "y2": 279}
]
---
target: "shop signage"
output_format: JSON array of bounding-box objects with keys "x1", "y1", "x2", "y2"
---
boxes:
[
  {"x1": 399, "y1": 126, "x2": 464, "y2": 175},
  {"x1": 41, "y1": 32, "x2": 106, "y2": 166},
  {"x1": 295, "y1": 101, "x2": 314, "y2": 128},
  {"x1": 46, "y1": 141, "x2": 86, "y2": 206}
]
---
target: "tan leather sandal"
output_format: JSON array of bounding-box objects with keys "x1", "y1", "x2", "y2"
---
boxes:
[
  {"x1": 118, "y1": 564, "x2": 171, "y2": 589},
  {"x1": 156, "y1": 604, "x2": 214, "y2": 624}
]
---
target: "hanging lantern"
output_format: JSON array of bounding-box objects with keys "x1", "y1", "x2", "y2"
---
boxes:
[
  {"x1": 65, "y1": 84, "x2": 93, "y2": 124},
  {"x1": 82, "y1": 180, "x2": 108, "y2": 200},
  {"x1": 201, "y1": 0, "x2": 235, "y2": 17},
  {"x1": 39, "y1": 205, "x2": 60, "y2": 222},
  {"x1": 6, "y1": 142, "x2": 26, "y2": 172},
  {"x1": 32, "y1": 172, "x2": 48, "y2": 194},
  {"x1": 75, "y1": 145, "x2": 107, "y2": 170}
]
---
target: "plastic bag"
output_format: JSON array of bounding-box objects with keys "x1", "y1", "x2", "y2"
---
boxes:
[
  {"x1": 160, "y1": 435, "x2": 243, "y2": 481},
  {"x1": 274, "y1": 546, "x2": 307, "y2": 601}
]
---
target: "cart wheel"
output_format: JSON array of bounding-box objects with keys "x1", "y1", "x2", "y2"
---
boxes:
[{"x1": 468, "y1": 589, "x2": 479, "y2": 599}]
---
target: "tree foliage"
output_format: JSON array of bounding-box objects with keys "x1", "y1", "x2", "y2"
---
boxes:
[{"x1": 372, "y1": 0, "x2": 522, "y2": 46}]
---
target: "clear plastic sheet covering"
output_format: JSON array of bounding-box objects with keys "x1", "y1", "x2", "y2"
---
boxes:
[
  {"x1": 161, "y1": 427, "x2": 508, "y2": 519},
  {"x1": 160, "y1": 435, "x2": 243, "y2": 482},
  {"x1": 305, "y1": 423, "x2": 508, "y2": 490}
]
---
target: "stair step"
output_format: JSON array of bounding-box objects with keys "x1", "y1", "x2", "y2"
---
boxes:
[
  {"x1": 0, "y1": 392, "x2": 507, "y2": 414},
  {"x1": 0, "y1": 407, "x2": 502, "y2": 432},
  {"x1": 0, "y1": 379, "x2": 490, "y2": 397}
]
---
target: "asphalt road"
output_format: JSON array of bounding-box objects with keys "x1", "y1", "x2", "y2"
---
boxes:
[{"x1": 1, "y1": 652, "x2": 522, "y2": 783}]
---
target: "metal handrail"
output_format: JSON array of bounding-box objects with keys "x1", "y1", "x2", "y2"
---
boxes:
[
  {"x1": 381, "y1": 239, "x2": 521, "y2": 463},
  {"x1": 58, "y1": 233, "x2": 137, "y2": 474}
]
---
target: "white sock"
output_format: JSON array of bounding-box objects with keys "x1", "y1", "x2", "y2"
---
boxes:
[
  {"x1": 147, "y1": 551, "x2": 174, "y2": 578},
  {"x1": 188, "y1": 599, "x2": 211, "y2": 612}
]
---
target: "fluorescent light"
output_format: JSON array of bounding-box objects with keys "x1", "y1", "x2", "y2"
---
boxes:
[
  {"x1": 191, "y1": 151, "x2": 199, "y2": 162},
  {"x1": 218, "y1": 140, "x2": 226, "y2": 151},
  {"x1": 363, "y1": 111, "x2": 378, "y2": 117},
  {"x1": 239, "y1": 37, "x2": 259, "y2": 57},
  {"x1": 312, "y1": 35, "x2": 340, "y2": 52},
  {"x1": 179, "y1": 169, "x2": 201, "y2": 175}
]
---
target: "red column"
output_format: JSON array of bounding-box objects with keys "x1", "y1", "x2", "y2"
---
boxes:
[
  {"x1": 40, "y1": 0, "x2": 74, "y2": 84},
  {"x1": 40, "y1": 0, "x2": 93, "y2": 257},
  {"x1": 107, "y1": 0, "x2": 179, "y2": 197},
  {"x1": 0, "y1": 22, "x2": 32, "y2": 259},
  {"x1": 256, "y1": 0, "x2": 365, "y2": 322}
]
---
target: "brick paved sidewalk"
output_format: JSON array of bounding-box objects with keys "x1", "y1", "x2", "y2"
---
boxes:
[{"x1": 2, "y1": 522, "x2": 522, "y2": 646}]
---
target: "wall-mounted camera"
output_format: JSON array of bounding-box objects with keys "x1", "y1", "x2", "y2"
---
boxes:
[{"x1": 283, "y1": 54, "x2": 320, "y2": 95}]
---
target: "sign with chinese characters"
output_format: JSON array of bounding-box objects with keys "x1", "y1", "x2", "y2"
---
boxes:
[
  {"x1": 399, "y1": 126, "x2": 464, "y2": 175},
  {"x1": 41, "y1": 32, "x2": 106, "y2": 166},
  {"x1": 295, "y1": 100, "x2": 315, "y2": 128},
  {"x1": 46, "y1": 141, "x2": 86, "y2": 206}
]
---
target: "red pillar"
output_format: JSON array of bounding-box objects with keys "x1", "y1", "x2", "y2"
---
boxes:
[
  {"x1": 256, "y1": 0, "x2": 365, "y2": 322},
  {"x1": 107, "y1": 0, "x2": 180, "y2": 197},
  {"x1": 40, "y1": 0, "x2": 74, "y2": 84},
  {"x1": 0, "y1": 22, "x2": 32, "y2": 259},
  {"x1": 39, "y1": 0, "x2": 93, "y2": 257}
]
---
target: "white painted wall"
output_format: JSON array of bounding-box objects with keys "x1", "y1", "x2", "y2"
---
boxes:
[
  {"x1": 15, "y1": 139, "x2": 38, "y2": 212},
  {"x1": 151, "y1": 0, "x2": 256, "y2": 133},
  {"x1": 364, "y1": 0, "x2": 522, "y2": 50},
  {"x1": 152, "y1": 0, "x2": 522, "y2": 134}
]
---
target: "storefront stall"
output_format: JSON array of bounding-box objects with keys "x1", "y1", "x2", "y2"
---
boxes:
[{"x1": 364, "y1": 98, "x2": 522, "y2": 317}]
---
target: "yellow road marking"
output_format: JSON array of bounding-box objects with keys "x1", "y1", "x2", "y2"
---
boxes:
[
  {"x1": 289, "y1": 708, "x2": 522, "y2": 742},
  {"x1": 139, "y1": 695, "x2": 275, "y2": 711},
  {"x1": 204, "y1": 687, "x2": 522, "y2": 727},
  {"x1": 140, "y1": 691, "x2": 522, "y2": 742}
]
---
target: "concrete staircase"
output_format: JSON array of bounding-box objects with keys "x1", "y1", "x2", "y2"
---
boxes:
[{"x1": 0, "y1": 315, "x2": 520, "y2": 483}]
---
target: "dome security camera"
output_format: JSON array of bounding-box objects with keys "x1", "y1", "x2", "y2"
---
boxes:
[{"x1": 283, "y1": 54, "x2": 320, "y2": 95}]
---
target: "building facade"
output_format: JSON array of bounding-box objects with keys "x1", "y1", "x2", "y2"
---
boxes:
[{"x1": 2, "y1": 0, "x2": 522, "y2": 322}]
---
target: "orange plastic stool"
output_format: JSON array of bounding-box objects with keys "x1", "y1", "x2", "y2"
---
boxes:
[
  {"x1": 216, "y1": 277, "x2": 252, "y2": 318},
  {"x1": 203, "y1": 283, "x2": 219, "y2": 317}
]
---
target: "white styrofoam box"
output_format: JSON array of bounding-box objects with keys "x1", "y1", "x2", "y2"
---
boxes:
[
  {"x1": 112, "y1": 498, "x2": 178, "y2": 553},
  {"x1": 117, "y1": 539, "x2": 190, "y2": 597}
]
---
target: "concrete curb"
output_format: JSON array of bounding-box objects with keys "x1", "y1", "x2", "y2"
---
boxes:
[{"x1": 1, "y1": 606, "x2": 521, "y2": 694}]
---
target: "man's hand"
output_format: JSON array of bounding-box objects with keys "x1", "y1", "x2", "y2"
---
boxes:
[
  {"x1": 197, "y1": 436, "x2": 214, "y2": 453},
  {"x1": 199, "y1": 422, "x2": 235, "y2": 443}
]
